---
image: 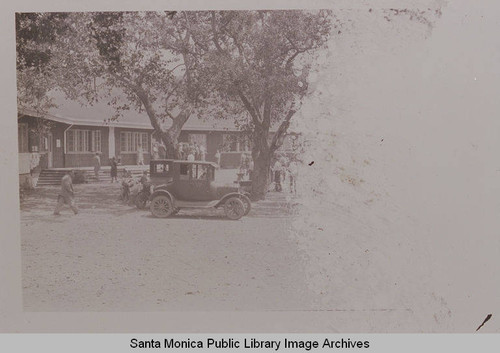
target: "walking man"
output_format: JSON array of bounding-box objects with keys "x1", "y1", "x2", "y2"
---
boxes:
[
  {"x1": 53, "y1": 171, "x2": 78, "y2": 215},
  {"x1": 93, "y1": 152, "x2": 101, "y2": 181}
]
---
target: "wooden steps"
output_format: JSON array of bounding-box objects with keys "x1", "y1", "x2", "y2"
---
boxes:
[{"x1": 36, "y1": 166, "x2": 149, "y2": 186}]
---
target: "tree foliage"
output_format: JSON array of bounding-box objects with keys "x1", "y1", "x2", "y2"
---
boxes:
[
  {"x1": 189, "y1": 10, "x2": 334, "y2": 198},
  {"x1": 16, "y1": 12, "x2": 70, "y2": 114},
  {"x1": 16, "y1": 10, "x2": 334, "y2": 199}
]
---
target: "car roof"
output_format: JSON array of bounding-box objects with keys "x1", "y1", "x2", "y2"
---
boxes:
[{"x1": 151, "y1": 159, "x2": 219, "y2": 168}]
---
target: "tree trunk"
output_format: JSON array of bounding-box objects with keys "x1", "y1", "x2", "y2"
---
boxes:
[
  {"x1": 156, "y1": 128, "x2": 179, "y2": 159},
  {"x1": 251, "y1": 152, "x2": 271, "y2": 201},
  {"x1": 250, "y1": 123, "x2": 272, "y2": 201},
  {"x1": 135, "y1": 87, "x2": 191, "y2": 160}
]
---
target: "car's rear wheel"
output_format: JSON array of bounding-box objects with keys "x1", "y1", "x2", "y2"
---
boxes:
[
  {"x1": 224, "y1": 197, "x2": 245, "y2": 220},
  {"x1": 239, "y1": 195, "x2": 252, "y2": 216},
  {"x1": 150, "y1": 195, "x2": 174, "y2": 218}
]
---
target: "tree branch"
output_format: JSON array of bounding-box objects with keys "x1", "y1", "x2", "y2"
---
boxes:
[
  {"x1": 134, "y1": 86, "x2": 163, "y2": 132},
  {"x1": 211, "y1": 12, "x2": 225, "y2": 54},
  {"x1": 110, "y1": 71, "x2": 137, "y2": 90},
  {"x1": 235, "y1": 86, "x2": 262, "y2": 126},
  {"x1": 270, "y1": 108, "x2": 296, "y2": 152}
]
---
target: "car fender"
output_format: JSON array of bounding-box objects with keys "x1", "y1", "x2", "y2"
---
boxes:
[
  {"x1": 153, "y1": 183, "x2": 170, "y2": 191},
  {"x1": 149, "y1": 189, "x2": 175, "y2": 206},
  {"x1": 215, "y1": 192, "x2": 250, "y2": 208}
]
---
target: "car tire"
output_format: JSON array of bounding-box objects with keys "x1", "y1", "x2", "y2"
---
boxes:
[
  {"x1": 150, "y1": 195, "x2": 174, "y2": 218},
  {"x1": 224, "y1": 197, "x2": 245, "y2": 220},
  {"x1": 239, "y1": 194, "x2": 252, "y2": 216}
]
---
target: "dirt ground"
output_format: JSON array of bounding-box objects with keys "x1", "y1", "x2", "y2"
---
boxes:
[{"x1": 20, "y1": 183, "x2": 310, "y2": 312}]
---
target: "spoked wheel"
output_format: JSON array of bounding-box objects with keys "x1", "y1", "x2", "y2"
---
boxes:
[
  {"x1": 239, "y1": 194, "x2": 252, "y2": 216},
  {"x1": 150, "y1": 195, "x2": 174, "y2": 218},
  {"x1": 135, "y1": 191, "x2": 149, "y2": 209},
  {"x1": 224, "y1": 197, "x2": 245, "y2": 220}
]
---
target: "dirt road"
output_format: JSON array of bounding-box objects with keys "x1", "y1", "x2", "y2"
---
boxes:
[{"x1": 20, "y1": 184, "x2": 309, "y2": 311}]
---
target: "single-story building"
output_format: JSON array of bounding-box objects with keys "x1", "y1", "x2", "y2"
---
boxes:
[{"x1": 18, "y1": 94, "x2": 299, "y2": 184}]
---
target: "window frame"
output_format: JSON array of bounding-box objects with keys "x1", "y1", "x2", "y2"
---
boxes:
[
  {"x1": 120, "y1": 131, "x2": 150, "y2": 154},
  {"x1": 66, "y1": 129, "x2": 102, "y2": 154}
]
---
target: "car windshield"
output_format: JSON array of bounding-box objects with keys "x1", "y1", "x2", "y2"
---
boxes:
[{"x1": 179, "y1": 163, "x2": 212, "y2": 180}]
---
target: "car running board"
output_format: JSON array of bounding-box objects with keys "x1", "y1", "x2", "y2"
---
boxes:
[{"x1": 174, "y1": 200, "x2": 220, "y2": 209}]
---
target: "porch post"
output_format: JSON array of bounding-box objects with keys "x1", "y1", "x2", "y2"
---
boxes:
[{"x1": 109, "y1": 126, "x2": 115, "y2": 159}]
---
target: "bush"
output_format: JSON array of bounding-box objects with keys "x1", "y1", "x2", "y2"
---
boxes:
[{"x1": 72, "y1": 170, "x2": 87, "y2": 184}]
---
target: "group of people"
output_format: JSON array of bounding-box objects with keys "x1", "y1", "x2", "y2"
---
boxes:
[
  {"x1": 238, "y1": 153, "x2": 254, "y2": 181},
  {"x1": 271, "y1": 157, "x2": 298, "y2": 194},
  {"x1": 52, "y1": 151, "x2": 298, "y2": 216},
  {"x1": 120, "y1": 169, "x2": 150, "y2": 204},
  {"x1": 93, "y1": 153, "x2": 122, "y2": 183},
  {"x1": 53, "y1": 167, "x2": 150, "y2": 215},
  {"x1": 176, "y1": 142, "x2": 207, "y2": 162}
]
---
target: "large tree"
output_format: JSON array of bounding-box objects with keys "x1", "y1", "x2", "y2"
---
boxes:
[
  {"x1": 191, "y1": 10, "x2": 333, "y2": 200},
  {"x1": 16, "y1": 13, "x2": 71, "y2": 116},
  {"x1": 32, "y1": 11, "x2": 205, "y2": 157},
  {"x1": 17, "y1": 10, "x2": 332, "y2": 199}
]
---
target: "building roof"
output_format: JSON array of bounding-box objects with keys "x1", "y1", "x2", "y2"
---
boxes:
[{"x1": 18, "y1": 90, "x2": 245, "y2": 132}]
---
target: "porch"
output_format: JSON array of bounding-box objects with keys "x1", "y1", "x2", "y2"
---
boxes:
[
  {"x1": 36, "y1": 165, "x2": 242, "y2": 186},
  {"x1": 36, "y1": 165, "x2": 149, "y2": 186}
]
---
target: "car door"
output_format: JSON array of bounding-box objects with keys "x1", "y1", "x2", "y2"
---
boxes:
[{"x1": 175, "y1": 163, "x2": 212, "y2": 201}]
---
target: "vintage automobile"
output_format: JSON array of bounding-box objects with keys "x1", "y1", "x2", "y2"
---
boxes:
[{"x1": 147, "y1": 159, "x2": 252, "y2": 220}]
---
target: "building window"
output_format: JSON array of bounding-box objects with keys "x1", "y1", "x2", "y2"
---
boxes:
[
  {"x1": 120, "y1": 131, "x2": 149, "y2": 152},
  {"x1": 222, "y1": 134, "x2": 251, "y2": 152},
  {"x1": 18, "y1": 123, "x2": 29, "y2": 153},
  {"x1": 67, "y1": 129, "x2": 102, "y2": 153}
]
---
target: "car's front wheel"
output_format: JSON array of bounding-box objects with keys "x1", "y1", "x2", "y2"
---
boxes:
[
  {"x1": 224, "y1": 197, "x2": 245, "y2": 220},
  {"x1": 150, "y1": 195, "x2": 174, "y2": 218}
]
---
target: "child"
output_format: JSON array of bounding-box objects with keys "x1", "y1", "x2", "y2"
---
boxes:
[{"x1": 120, "y1": 169, "x2": 134, "y2": 202}]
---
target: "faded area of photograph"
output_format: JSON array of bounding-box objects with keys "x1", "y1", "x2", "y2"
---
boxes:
[{"x1": 14, "y1": 1, "x2": 500, "y2": 332}]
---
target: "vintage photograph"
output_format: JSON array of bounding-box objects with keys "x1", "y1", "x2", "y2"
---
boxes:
[{"x1": 14, "y1": 1, "x2": 500, "y2": 333}]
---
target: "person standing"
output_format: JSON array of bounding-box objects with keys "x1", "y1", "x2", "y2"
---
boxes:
[
  {"x1": 120, "y1": 168, "x2": 133, "y2": 202},
  {"x1": 176, "y1": 143, "x2": 184, "y2": 160},
  {"x1": 93, "y1": 152, "x2": 101, "y2": 182},
  {"x1": 247, "y1": 156, "x2": 254, "y2": 181},
  {"x1": 136, "y1": 145, "x2": 144, "y2": 165},
  {"x1": 159, "y1": 144, "x2": 167, "y2": 159},
  {"x1": 194, "y1": 143, "x2": 200, "y2": 160},
  {"x1": 215, "y1": 149, "x2": 221, "y2": 168},
  {"x1": 272, "y1": 159, "x2": 283, "y2": 192},
  {"x1": 152, "y1": 142, "x2": 159, "y2": 160},
  {"x1": 288, "y1": 160, "x2": 298, "y2": 195},
  {"x1": 199, "y1": 144, "x2": 206, "y2": 161},
  {"x1": 53, "y1": 171, "x2": 78, "y2": 215},
  {"x1": 110, "y1": 156, "x2": 119, "y2": 183}
]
